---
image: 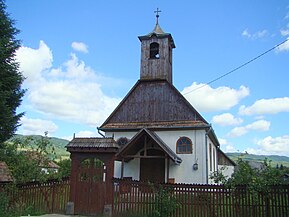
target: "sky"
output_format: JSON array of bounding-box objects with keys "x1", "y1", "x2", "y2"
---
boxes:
[{"x1": 5, "y1": 1, "x2": 289, "y2": 156}]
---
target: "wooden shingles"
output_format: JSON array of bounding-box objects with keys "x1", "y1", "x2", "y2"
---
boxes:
[
  {"x1": 100, "y1": 79, "x2": 209, "y2": 130},
  {"x1": 0, "y1": 162, "x2": 14, "y2": 183},
  {"x1": 67, "y1": 137, "x2": 119, "y2": 149}
]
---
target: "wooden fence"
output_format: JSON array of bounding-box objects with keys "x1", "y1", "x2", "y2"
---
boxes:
[
  {"x1": 1, "y1": 178, "x2": 70, "y2": 214},
  {"x1": 113, "y1": 179, "x2": 289, "y2": 217},
  {"x1": 1, "y1": 178, "x2": 289, "y2": 216}
]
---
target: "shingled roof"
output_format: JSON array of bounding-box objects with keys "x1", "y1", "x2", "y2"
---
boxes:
[
  {"x1": 0, "y1": 162, "x2": 14, "y2": 183},
  {"x1": 100, "y1": 79, "x2": 209, "y2": 131},
  {"x1": 67, "y1": 137, "x2": 119, "y2": 149}
]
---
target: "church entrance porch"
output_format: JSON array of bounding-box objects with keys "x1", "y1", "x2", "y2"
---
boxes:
[
  {"x1": 140, "y1": 149, "x2": 165, "y2": 183},
  {"x1": 116, "y1": 128, "x2": 182, "y2": 183}
]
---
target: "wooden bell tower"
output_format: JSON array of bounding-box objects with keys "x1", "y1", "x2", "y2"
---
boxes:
[{"x1": 138, "y1": 8, "x2": 176, "y2": 84}]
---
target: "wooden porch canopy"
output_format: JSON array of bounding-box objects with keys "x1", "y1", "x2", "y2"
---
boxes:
[{"x1": 116, "y1": 128, "x2": 182, "y2": 164}]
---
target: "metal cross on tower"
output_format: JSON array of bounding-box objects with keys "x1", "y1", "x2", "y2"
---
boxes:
[{"x1": 154, "y1": 8, "x2": 162, "y2": 24}]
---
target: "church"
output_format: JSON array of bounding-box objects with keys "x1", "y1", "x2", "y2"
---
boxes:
[{"x1": 68, "y1": 13, "x2": 235, "y2": 185}]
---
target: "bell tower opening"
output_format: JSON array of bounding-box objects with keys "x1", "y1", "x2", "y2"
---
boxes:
[{"x1": 150, "y1": 42, "x2": 160, "y2": 59}]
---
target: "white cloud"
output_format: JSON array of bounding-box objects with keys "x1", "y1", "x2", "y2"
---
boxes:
[
  {"x1": 75, "y1": 131, "x2": 98, "y2": 137},
  {"x1": 227, "y1": 126, "x2": 248, "y2": 137},
  {"x1": 227, "y1": 120, "x2": 270, "y2": 138},
  {"x1": 246, "y1": 135, "x2": 289, "y2": 156},
  {"x1": 239, "y1": 97, "x2": 289, "y2": 115},
  {"x1": 285, "y1": 12, "x2": 289, "y2": 20},
  {"x1": 218, "y1": 138, "x2": 238, "y2": 153},
  {"x1": 212, "y1": 113, "x2": 243, "y2": 126},
  {"x1": 242, "y1": 29, "x2": 251, "y2": 38},
  {"x1": 182, "y1": 83, "x2": 249, "y2": 112},
  {"x1": 16, "y1": 41, "x2": 53, "y2": 85},
  {"x1": 62, "y1": 130, "x2": 99, "y2": 141},
  {"x1": 218, "y1": 138, "x2": 228, "y2": 146},
  {"x1": 276, "y1": 37, "x2": 289, "y2": 52},
  {"x1": 223, "y1": 144, "x2": 237, "y2": 153},
  {"x1": 71, "y1": 41, "x2": 88, "y2": 53},
  {"x1": 19, "y1": 117, "x2": 58, "y2": 136},
  {"x1": 16, "y1": 41, "x2": 121, "y2": 127},
  {"x1": 280, "y1": 29, "x2": 289, "y2": 36},
  {"x1": 242, "y1": 29, "x2": 268, "y2": 39}
]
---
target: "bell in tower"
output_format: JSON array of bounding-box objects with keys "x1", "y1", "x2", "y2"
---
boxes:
[{"x1": 138, "y1": 9, "x2": 176, "y2": 84}]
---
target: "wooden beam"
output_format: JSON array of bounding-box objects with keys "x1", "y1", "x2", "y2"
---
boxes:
[
  {"x1": 166, "y1": 156, "x2": 169, "y2": 182},
  {"x1": 144, "y1": 135, "x2": 147, "y2": 156},
  {"x1": 121, "y1": 158, "x2": 124, "y2": 179},
  {"x1": 124, "y1": 155, "x2": 166, "y2": 159}
]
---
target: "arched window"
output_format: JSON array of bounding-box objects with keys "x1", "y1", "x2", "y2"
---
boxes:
[
  {"x1": 117, "y1": 137, "x2": 129, "y2": 147},
  {"x1": 150, "y1": 42, "x2": 160, "y2": 59},
  {"x1": 176, "y1": 137, "x2": 192, "y2": 154}
]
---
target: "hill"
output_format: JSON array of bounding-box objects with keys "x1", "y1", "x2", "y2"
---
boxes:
[
  {"x1": 7, "y1": 135, "x2": 289, "y2": 167},
  {"x1": 226, "y1": 152, "x2": 289, "y2": 167},
  {"x1": 8, "y1": 134, "x2": 70, "y2": 160}
]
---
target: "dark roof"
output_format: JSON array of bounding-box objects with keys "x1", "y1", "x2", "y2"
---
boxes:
[
  {"x1": 67, "y1": 137, "x2": 119, "y2": 149},
  {"x1": 0, "y1": 162, "x2": 14, "y2": 183},
  {"x1": 24, "y1": 152, "x2": 59, "y2": 169},
  {"x1": 100, "y1": 80, "x2": 209, "y2": 131},
  {"x1": 217, "y1": 149, "x2": 236, "y2": 166},
  {"x1": 116, "y1": 128, "x2": 182, "y2": 164}
]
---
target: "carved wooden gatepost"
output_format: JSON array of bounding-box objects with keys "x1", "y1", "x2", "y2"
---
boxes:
[{"x1": 66, "y1": 137, "x2": 118, "y2": 216}]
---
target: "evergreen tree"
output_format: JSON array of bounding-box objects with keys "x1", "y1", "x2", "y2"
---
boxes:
[{"x1": 0, "y1": 0, "x2": 25, "y2": 146}]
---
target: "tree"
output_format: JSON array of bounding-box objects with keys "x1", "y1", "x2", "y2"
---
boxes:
[
  {"x1": 211, "y1": 158, "x2": 289, "y2": 192},
  {"x1": 0, "y1": 0, "x2": 25, "y2": 146}
]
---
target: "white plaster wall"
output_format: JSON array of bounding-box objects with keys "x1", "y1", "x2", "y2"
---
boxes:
[
  {"x1": 218, "y1": 165, "x2": 235, "y2": 179},
  {"x1": 105, "y1": 131, "x2": 138, "y2": 141},
  {"x1": 155, "y1": 130, "x2": 207, "y2": 184},
  {"x1": 114, "y1": 159, "x2": 140, "y2": 180},
  {"x1": 108, "y1": 131, "x2": 139, "y2": 179},
  {"x1": 207, "y1": 137, "x2": 219, "y2": 184}
]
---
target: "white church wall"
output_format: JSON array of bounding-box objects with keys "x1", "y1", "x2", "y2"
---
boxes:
[
  {"x1": 155, "y1": 130, "x2": 207, "y2": 184},
  {"x1": 207, "y1": 137, "x2": 218, "y2": 184},
  {"x1": 124, "y1": 158, "x2": 140, "y2": 180},
  {"x1": 106, "y1": 131, "x2": 138, "y2": 141},
  {"x1": 114, "y1": 158, "x2": 140, "y2": 180}
]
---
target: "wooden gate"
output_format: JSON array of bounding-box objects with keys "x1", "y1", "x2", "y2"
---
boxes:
[
  {"x1": 75, "y1": 158, "x2": 106, "y2": 215},
  {"x1": 67, "y1": 137, "x2": 119, "y2": 216}
]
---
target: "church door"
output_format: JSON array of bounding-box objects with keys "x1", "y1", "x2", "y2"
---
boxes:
[
  {"x1": 140, "y1": 149, "x2": 165, "y2": 183},
  {"x1": 75, "y1": 158, "x2": 106, "y2": 215}
]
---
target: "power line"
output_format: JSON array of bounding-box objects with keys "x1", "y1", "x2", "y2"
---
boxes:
[{"x1": 183, "y1": 38, "x2": 289, "y2": 95}]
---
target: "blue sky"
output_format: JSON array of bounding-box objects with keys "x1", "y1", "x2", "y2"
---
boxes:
[{"x1": 6, "y1": 1, "x2": 289, "y2": 156}]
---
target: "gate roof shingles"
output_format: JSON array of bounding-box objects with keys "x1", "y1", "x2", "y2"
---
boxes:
[{"x1": 66, "y1": 137, "x2": 119, "y2": 148}]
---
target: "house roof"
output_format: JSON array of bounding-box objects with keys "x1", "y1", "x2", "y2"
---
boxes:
[
  {"x1": 100, "y1": 80, "x2": 209, "y2": 131},
  {"x1": 0, "y1": 162, "x2": 14, "y2": 183},
  {"x1": 25, "y1": 152, "x2": 60, "y2": 169},
  {"x1": 67, "y1": 137, "x2": 119, "y2": 149},
  {"x1": 116, "y1": 128, "x2": 182, "y2": 164},
  {"x1": 217, "y1": 149, "x2": 236, "y2": 166}
]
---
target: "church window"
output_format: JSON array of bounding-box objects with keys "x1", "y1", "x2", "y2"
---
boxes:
[
  {"x1": 117, "y1": 137, "x2": 129, "y2": 147},
  {"x1": 176, "y1": 137, "x2": 192, "y2": 154},
  {"x1": 150, "y1": 42, "x2": 160, "y2": 59}
]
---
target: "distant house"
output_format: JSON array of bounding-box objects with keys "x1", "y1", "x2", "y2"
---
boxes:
[
  {"x1": 0, "y1": 162, "x2": 14, "y2": 183},
  {"x1": 25, "y1": 151, "x2": 60, "y2": 174},
  {"x1": 68, "y1": 16, "x2": 235, "y2": 184},
  {"x1": 217, "y1": 149, "x2": 236, "y2": 179}
]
